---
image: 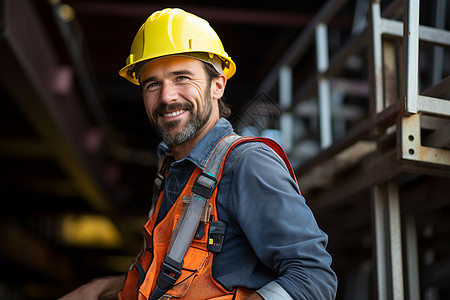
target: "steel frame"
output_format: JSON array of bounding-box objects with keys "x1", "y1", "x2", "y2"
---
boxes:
[{"x1": 251, "y1": 0, "x2": 450, "y2": 299}]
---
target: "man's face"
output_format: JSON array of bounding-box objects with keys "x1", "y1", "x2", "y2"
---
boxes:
[{"x1": 140, "y1": 56, "x2": 214, "y2": 146}]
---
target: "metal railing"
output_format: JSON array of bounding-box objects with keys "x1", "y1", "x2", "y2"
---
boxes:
[{"x1": 237, "y1": 0, "x2": 450, "y2": 299}]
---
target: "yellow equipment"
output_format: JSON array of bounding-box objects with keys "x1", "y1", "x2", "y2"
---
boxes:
[{"x1": 119, "y1": 8, "x2": 236, "y2": 85}]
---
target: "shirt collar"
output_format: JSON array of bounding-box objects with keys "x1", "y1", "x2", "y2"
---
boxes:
[{"x1": 157, "y1": 118, "x2": 235, "y2": 170}]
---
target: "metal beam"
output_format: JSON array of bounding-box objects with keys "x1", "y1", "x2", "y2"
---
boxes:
[
  {"x1": 279, "y1": 66, "x2": 294, "y2": 152},
  {"x1": 386, "y1": 182, "x2": 405, "y2": 300},
  {"x1": 305, "y1": 142, "x2": 450, "y2": 213},
  {"x1": 380, "y1": 18, "x2": 450, "y2": 47},
  {"x1": 369, "y1": 1, "x2": 384, "y2": 113},
  {"x1": 417, "y1": 95, "x2": 450, "y2": 116},
  {"x1": 371, "y1": 185, "x2": 388, "y2": 300},
  {"x1": 50, "y1": 1, "x2": 107, "y2": 125},
  {"x1": 316, "y1": 23, "x2": 333, "y2": 148},
  {"x1": 404, "y1": 215, "x2": 421, "y2": 300},
  {"x1": 402, "y1": 0, "x2": 420, "y2": 113},
  {"x1": 297, "y1": 102, "x2": 401, "y2": 176},
  {"x1": 399, "y1": 113, "x2": 450, "y2": 166},
  {"x1": 0, "y1": 0, "x2": 113, "y2": 212},
  {"x1": 257, "y1": 0, "x2": 350, "y2": 94},
  {"x1": 67, "y1": 1, "x2": 314, "y2": 28},
  {"x1": 371, "y1": 181, "x2": 405, "y2": 300}
]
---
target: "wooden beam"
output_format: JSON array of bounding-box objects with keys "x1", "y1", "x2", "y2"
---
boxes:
[
  {"x1": 0, "y1": 0, "x2": 114, "y2": 212},
  {"x1": 68, "y1": 2, "x2": 315, "y2": 28}
]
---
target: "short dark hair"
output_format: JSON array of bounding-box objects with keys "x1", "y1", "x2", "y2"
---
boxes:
[{"x1": 202, "y1": 62, "x2": 232, "y2": 119}]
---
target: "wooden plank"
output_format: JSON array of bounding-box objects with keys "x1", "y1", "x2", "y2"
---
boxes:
[{"x1": 297, "y1": 102, "x2": 400, "y2": 176}]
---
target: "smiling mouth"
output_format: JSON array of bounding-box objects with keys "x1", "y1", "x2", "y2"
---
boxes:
[{"x1": 162, "y1": 110, "x2": 186, "y2": 118}]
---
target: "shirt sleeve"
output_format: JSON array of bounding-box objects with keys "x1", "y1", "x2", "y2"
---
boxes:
[
  {"x1": 257, "y1": 281, "x2": 293, "y2": 299},
  {"x1": 228, "y1": 142, "x2": 337, "y2": 300}
]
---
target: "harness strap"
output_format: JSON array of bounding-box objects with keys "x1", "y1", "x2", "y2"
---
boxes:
[
  {"x1": 149, "y1": 135, "x2": 298, "y2": 300},
  {"x1": 149, "y1": 135, "x2": 240, "y2": 300},
  {"x1": 149, "y1": 154, "x2": 173, "y2": 218},
  {"x1": 227, "y1": 137, "x2": 299, "y2": 189}
]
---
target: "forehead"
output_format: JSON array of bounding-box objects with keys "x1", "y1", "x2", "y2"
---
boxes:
[{"x1": 140, "y1": 56, "x2": 205, "y2": 80}]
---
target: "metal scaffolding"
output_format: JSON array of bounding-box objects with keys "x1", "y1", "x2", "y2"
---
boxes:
[
  {"x1": 237, "y1": 0, "x2": 450, "y2": 298},
  {"x1": 0, "y1": 0, "x2": 448, "y2": 298}
]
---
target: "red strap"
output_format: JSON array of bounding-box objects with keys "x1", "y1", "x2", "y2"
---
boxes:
[{"x1": 225, "y1": 137, "x2": 301, "y2": 194}]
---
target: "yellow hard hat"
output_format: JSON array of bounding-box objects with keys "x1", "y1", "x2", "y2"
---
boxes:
[{"x1": 119, "y1": 8, "x2": 236, "y2": 85}]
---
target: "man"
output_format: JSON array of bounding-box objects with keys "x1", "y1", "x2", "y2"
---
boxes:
[{"x1": 60, "y1": 8, "x2": 337, "y2": 300}]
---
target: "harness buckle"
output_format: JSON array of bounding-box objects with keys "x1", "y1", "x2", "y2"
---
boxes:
[
  {"x1": 157, "y1": 261, "x2": 182, "y2": 289},
  {"x1": 192, "y1": 172, "x2": 218, "y2": 199},
  {"x1": 150, "y1": 255, "x2": 183, "y2": 300},
  {"x1": 153, "y1": 173, "x2": 165, "y2": 193}
]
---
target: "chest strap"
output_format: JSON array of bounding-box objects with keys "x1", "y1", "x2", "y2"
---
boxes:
[{"x1": 150, "y1": 135, "x2": 241, "y2": 300}]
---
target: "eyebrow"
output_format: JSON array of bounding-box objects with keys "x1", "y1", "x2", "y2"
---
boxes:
[{"x1": 141, "y1": 69, "x2": 195, "y2": 87}]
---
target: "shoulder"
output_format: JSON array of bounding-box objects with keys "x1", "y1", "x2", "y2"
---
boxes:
[{"x1": 225, "y1": 138, "x2": 290, "y2": 174}]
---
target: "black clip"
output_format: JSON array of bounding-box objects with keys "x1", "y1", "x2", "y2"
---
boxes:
[
  {"x1": 192, "y1": 172, "x2": 218, "y2": 199},
  {"x1": 207, "y1": 221, "x2": 226, "y2": 253},
  {"x1": 157, "y1": 262, "x2": 181, "y2": 289},
  {"x1": 149, "y1": 255, "x2": 182, "y2": 300}
]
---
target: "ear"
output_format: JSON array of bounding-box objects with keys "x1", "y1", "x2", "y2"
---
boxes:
[{"x1": 211, "y1": 74, "x2": 227, "y2": 100}]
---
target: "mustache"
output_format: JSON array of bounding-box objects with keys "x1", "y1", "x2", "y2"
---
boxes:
[{"x1": 153, "y1": 103, "x2": 193, "y2": 117}]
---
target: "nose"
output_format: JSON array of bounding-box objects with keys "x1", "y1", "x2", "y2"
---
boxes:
[{"x1": 159, "y1": 82, "x2": 178, "y2": 104}]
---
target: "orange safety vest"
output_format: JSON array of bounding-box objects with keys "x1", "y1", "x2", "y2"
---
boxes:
[{"x1": 118, "y1": 137, "x2": 297, "y2": 300}]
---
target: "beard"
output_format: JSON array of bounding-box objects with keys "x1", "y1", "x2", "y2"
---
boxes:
[{"x1": 150, "y1": 89, "x2": 213, "y2": 146}]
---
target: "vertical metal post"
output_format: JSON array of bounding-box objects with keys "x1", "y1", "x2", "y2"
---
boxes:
[
  {"x1": 371, "y1": 182, "x2": 405, "y2": 300},
  {"x1": 387, "y1": 182, "x2": 404, "y2": 300},
  {"x1": 370, "y1": 0, "x2": 384, "y2": 113},
  {"x1": 315, "y1": 23, "x2": 332, "y2": 148},
  {"x1": 279, "y1": 66, "x2": 293, "y2": 153},
  {"x1": 371, "y1": 185, "x2": 388, "y2": 300},
  {"x1": 404, "y1": 214, "x2": 421, "y2": 300},
  {"x1": 403, "y1": 0, "x2": 420, "y2": 113}
]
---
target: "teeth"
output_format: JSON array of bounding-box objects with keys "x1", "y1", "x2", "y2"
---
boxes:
[{"x1": 163, "y1": 110, "x2": 184, "y2": 117}]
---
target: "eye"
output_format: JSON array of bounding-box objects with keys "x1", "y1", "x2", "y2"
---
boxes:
[
  {"x1": 175, "y1": 76, "x2": 189, "y2": 82},
  {"x1": 144, "y1": 81, "x2": 160, "y2": 91}
]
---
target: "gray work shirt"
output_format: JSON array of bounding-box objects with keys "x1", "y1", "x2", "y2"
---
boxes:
[{"x1": 156, "y1": 118, "x2": 337, "y2": 299}]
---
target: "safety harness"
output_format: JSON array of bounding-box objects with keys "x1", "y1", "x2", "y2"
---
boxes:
[
  {"x1": 149, "y1": 134, "x2": 241, "y2": 300},
  {"x1": 118, "y1": 134, "x2": 298, "y2": 300}
]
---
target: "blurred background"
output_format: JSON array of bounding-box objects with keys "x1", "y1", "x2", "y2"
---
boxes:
[{"x1": 0, "y1": 0, "x2": 449, "y2": 299}]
